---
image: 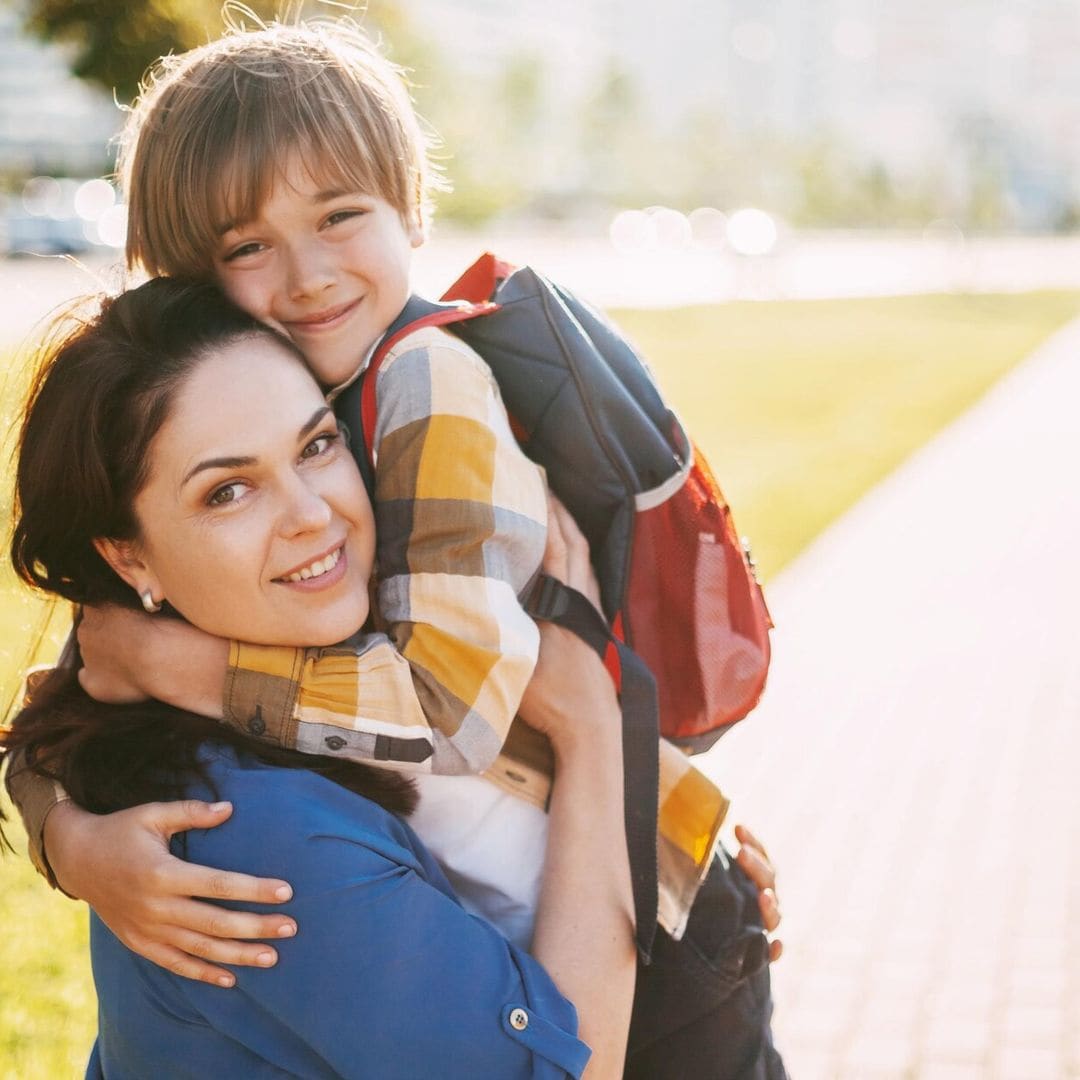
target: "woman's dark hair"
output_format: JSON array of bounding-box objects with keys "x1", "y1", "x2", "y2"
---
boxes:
[
  {"x1": 13, "y1": 277, "x2": 280, "y2": 604},
  {"x1": 2, "y1": 279, "x2": 415, "y2": 823}
]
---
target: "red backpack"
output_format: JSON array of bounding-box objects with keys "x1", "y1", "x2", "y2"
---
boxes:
[
  {"x1": 336, "y1": 254, "x2": 773, "y2": 958},
  {"x1": 345, "y1": 253, "x2": 772, "y2": 752}
]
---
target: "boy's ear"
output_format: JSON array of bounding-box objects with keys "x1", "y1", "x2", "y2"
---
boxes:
[
  {"x1": 408, "y1": 210, "x2": 426, "y2": 249},
  {"x1": 93, "y1": 537, "x2": 162, "y2": 600}
]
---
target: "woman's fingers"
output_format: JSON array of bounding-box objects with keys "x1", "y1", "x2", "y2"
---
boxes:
[
  {"x1": 542, "y1": 493, "x2": 570, "y2": 580},
  {"x1": 736, "y1": 840, "x2": 776, "y2": 893},
  {"x1": 734, "y1": 823, "x2": 783, "y2": 957},
  {"x1": 734, "y1": 822, "x2": 769, "y2": 861},
  {"x1": 757, "y1": 887, "x2": 781, "y2": 933},
  {"x1": 544, "y1": 493, "x2": 602, "y2": 612}
]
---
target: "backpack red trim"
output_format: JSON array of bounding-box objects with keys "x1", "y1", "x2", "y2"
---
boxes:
[{"x1": 443, "y1": 252, "x2": 515, "y2": 304}]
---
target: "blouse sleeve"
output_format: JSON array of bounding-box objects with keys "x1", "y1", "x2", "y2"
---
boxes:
[{"x1": 175, "y1": 761, "x2": 590, "y2": 1079}]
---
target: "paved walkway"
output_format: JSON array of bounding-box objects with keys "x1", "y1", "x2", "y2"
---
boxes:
[{"x1": 701, "y1": 315, "x2": 1080, "y2": 1078}]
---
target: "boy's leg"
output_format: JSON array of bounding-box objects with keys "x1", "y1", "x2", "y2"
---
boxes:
[{"x1": 623, "y1": 850, "x2": 788, "y2": 1080}]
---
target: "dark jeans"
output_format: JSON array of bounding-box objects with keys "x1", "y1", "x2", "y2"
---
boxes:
[{"x1": 624, "y1": 848, "x2": 788, "y2": 1080}]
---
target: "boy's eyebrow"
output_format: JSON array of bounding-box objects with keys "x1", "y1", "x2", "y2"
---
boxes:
[
  {"x1": 181, "y1": 407, "x2": 333, "y2": 486},
  {"x1": 216, "y1": 190, "x2": 362, "y2": 236}
]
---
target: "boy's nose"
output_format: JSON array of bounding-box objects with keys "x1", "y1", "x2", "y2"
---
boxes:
[{"x1": 285, "y1": 245, "x2": 334, "y2": 301}]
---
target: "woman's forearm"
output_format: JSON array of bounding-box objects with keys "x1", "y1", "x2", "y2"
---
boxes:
[{"x1": 531, "y1": 715, "x2": 636, "y2": 1079}]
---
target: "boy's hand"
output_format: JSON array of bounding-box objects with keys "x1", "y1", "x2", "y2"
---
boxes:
[
  {"x1": 45, "y1": 799, "x2": 297, "y2": 987},
  {"x1": 78, "y1": 605, "x2": 227, "y2": 718},
  {"x1": 734, "y1": 823, "x2": 783, "y2": 962}
]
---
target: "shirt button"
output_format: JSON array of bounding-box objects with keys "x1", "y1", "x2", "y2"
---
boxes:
[
  {"x1": 325, "y1": 735, "x2": 347, "y2": 751},
  {"x1": 247, "y1": 715, "x2": 266, "y2": 736},
  {"x1": 509, "y1": 1008, "x2": 529, "y2": 1031}
]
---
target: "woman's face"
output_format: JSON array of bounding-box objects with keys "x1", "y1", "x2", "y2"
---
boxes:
[{"x1": 127, "y1": 334, "x2": 375, "y2": 647}]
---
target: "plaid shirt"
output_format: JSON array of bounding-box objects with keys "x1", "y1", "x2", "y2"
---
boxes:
[{"x1": 8, "y1": 326, "x2": 729, "y2": 938}]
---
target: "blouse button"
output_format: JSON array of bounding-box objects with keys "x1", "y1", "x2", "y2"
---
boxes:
[{"x1": 509, "y1": 1008, "x2": 529, "y2": 1031}]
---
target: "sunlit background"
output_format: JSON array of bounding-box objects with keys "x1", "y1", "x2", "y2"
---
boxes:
[{"x1": 4, "y1": 1, "x2": 1080, "y2": 246}]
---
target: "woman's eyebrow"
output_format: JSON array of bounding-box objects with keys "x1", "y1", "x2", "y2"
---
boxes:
[
  {"x1": 299, "y1": 405, "x2": 333, "y2": 439},
  {"x1": 182, "y1": 454, "x2": 256, "y2": 487},
  {"x1": 181, "y1": 407, "x2": 332, "y2": 487}
]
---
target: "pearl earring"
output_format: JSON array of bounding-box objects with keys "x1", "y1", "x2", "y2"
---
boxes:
[{"x1": 141, "y1": 590, "x2": 162, "y2": 614}]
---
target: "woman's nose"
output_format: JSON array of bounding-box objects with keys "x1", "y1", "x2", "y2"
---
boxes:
[{"x1": 279, "y1": 478, "x2": 333, "y2": 536}]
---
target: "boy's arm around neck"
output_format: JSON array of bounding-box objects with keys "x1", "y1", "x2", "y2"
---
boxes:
[{"x1": 222, "y1": 328, "x2": 547, "y2": 775}]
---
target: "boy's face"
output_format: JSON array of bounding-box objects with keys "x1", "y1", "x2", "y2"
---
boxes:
[{"x1": 214, "y1": 154, "x2": 424, "y2": 388}]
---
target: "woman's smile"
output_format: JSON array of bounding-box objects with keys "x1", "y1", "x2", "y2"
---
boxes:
[{"x1": 274, "y1": 544, "x2": 347, "y2": 587}]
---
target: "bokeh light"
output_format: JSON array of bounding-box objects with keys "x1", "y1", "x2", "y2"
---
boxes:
[
  {"x1": 73, "y1": 179, "x2": 116, "y2": 222},
  {"x1": 726, "y1": 208, "x2": 779, "y2": 257},
  {"x1": 22, "y1": 176, "x2": 62, "y2": 217}
]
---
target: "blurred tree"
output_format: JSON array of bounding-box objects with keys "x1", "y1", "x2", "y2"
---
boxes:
[
  {"x1": 578, "y1": 61, "x2": 639, "y2": 196},
  {"x1": 13, "y1": 0, "x2": 409, "y2": 105}
]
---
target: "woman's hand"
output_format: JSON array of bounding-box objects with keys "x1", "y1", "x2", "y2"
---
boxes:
[
  {"x1": 44, "y1": 799, "x2": 297, "y2": 986},
  {"x1": 77, "y1": 605, "x2": 228, "y2": 718},
  {"x1": 517, "y1": 494, "x2": 614, "y2": 751},
  {"x1": 734, "y1": 823, "x2": 783, "y2": 963},
  {"x1": 523, "y1": 493, "x2": 636, "y2": 1076}
]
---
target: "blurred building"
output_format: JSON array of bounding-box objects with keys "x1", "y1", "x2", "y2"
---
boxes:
[
  {"x1": 406, "y1": 0, "x2": 1080, "y2": 228},
  {"x1": 0, "y1": 8, "x2": 120, "y2": 178},
  {"x1": 617, "y1": 0, "x2": 1079, "y2": 227},
  {"x1": 405, "y1": 0, "x2": 617, "y2": 112}
]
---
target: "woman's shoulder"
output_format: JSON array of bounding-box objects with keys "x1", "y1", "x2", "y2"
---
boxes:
[{"x1": 180, "y1": 744, "x2": 441, "y2": 887}]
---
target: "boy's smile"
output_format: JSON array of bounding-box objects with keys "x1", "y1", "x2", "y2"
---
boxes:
[{"x1": 214, "y1": 154, "x2": 424, "y2": 388}]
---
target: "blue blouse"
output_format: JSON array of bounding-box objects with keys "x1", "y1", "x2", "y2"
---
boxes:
[{"x1": 85, "y1": 747, "x2": 589, "y2": 1079}]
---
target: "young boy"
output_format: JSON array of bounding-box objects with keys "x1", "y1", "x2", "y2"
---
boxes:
[{"x1": 7, "y1": 20, "x2": 783, "y2": 1074}]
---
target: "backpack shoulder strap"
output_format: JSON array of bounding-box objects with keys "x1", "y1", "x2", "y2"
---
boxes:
[
  {"x1": 526, "y1": 572, "x2": 660, "y2": 962},
  {"x1": 335, "y1": 294, "x2": 499, "y2": 493}
]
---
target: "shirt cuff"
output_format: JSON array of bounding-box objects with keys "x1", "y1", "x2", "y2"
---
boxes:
[
  {"x1": 223, "y1": 641, "x2": 304, "y2": 747},
  {"x1": 4, "y1": 748, "x2": 70, "y2": 889},
  {"x1": 507, "y1": 941, "x2": 592, "y2": 1078}
]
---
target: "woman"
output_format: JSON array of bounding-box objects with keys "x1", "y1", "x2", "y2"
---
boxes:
[{"x1": 2, "y1": 278, "x2": 636, "y2": 1077}]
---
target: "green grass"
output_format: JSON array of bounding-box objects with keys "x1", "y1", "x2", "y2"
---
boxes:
[
  {"x1": 611, "y1": 291, "x2": 1080, "y2": 578},
  {"x1": 0, "y1": 812, "x2": 96, "y2": 1078},
  {"x1": 1, "y1": 289, "x2": 1079, "y2": 1077}
]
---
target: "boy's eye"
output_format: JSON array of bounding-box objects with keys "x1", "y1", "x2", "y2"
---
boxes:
[
  {"x1": 207, "y1": 481, "x2": 248, "y2": 507},
  {"x1": 324, "y1": 209, "x2": 365, "y2": 228},
  {"x1": 300, "y1": 432, "x2": 339, "y2": 460},
  {"x1": 222, "y1": 241, "x2": 265, "y2": 262}
]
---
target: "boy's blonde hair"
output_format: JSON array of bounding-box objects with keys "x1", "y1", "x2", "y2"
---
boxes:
[{"x1": 118, "y1": 20, "x2": 438, "y2": 278}]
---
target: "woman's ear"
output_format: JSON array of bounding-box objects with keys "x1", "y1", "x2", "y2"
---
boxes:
[{"x1": 92, "y1": 537, "x2": 162, "y2": 603}]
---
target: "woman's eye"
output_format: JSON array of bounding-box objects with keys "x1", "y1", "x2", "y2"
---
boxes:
[
  {"x1": 207, "y1": 482, "x2": 247, "y2": 506},
  {"x1": 301, "y1": 432, "x2": 339, "y2": 460}
]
